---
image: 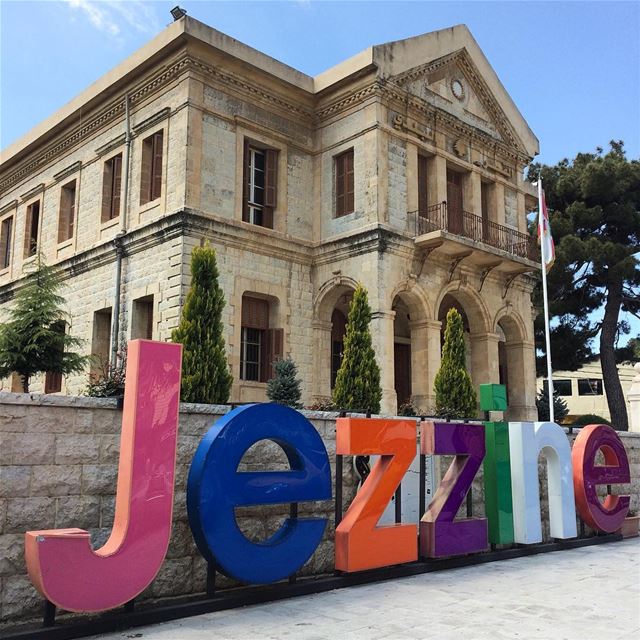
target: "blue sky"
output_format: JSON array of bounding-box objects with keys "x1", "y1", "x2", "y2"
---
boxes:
[{"x1": 1, "y1": 0, "x2": 639, "y2": 341}]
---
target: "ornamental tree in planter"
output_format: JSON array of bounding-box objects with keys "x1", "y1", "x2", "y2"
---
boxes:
[
  {"x1": 171, "y1": 243, "x2": 232, "y2": 404},
  {"x1": 332, "y1": 284, "x2": 382, "y2": 414},
  {"x1": 434, "y1": 307, "x2": 477, "y2": 419}
]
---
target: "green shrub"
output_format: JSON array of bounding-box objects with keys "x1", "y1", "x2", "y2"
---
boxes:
[{"x1": 570, "y1": 414, "x2": 611, "y2": 426}]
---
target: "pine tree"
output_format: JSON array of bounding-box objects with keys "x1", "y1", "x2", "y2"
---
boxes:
[
  {"x1": 332, "y1": 284, "x2": 382, "y2": 414},
  {"x1": 434, "y1": 307, "x2": 477, "y2": 419},
  {"x1": 536, "y1": 385, "x2": 569, "y2": 423},
  {"x1": 267, "y1": 357, "x2": 303, "y2": 408},
  {"x1": 0, "y1": 254, "x2": 87, "y2": 392},
  {"x1": 171, "y1": 243, "x2": 232, "y2": 404}
]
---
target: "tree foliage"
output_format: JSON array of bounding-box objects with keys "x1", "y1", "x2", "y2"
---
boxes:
[
  {"x1": 0, "y1": 254, "x2": 87, "y2": 392},
  {"x1": 171, "y1": 244, "x2": 232, "y2": 404},
  {"x1": 332, "y1": 284, "x2": 382, "y2": 414},
  {"x1": 434, "y1": 307, "x2": 477, "y2": 419},
  {"x1": 529, "y1": 141, "x2": 640, "y2": 430},
  {"x1": 267, "y1": 357, "x2": 303, "y2": 408},
  {"x1": 535, "y1": 385, "x2": 569, "y2": 423}
]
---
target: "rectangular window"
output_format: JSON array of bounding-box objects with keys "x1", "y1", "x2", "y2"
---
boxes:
[
  {"x1": 240, "y1": 295, "x2": 283, "y2": 382},
  {"x1": 91, "y1": 307, "x2": 112, "y2": 379},
  {"x1": 0, "y1": 216, "x2": 13, "y2": 269},
  {"x1": 243, "y1": 141, "x2": 277, "y2": 228},
  {"x1": 131, "y1": 295, "x2": 154, "y2": 340},
  {"x1": 545, "y1": 379, "x2": 573, "y2": 397},
  {"x1": 417, "y1": 155, "x2": 428, "y2": 217},
  {"x1": 58, "y1": 180, "x2": 76, "y2": 243},
  {"x1": 140, "y1": 131, "x2": 163, "y2": 205},
  {"x1": 24, "y1": 200, "x2": 40, "y2": 258},
  {"x1": 335, "y1": 149, "x2": 354, "y2": 217},
  {"x1": 578, "y1": 378, "x2": 603, "y2": 396},
  {"x1": 101, "y1": 154, "x2": 123, "y2": 222}
]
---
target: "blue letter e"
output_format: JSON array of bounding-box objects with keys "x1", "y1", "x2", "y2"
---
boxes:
[{"x1": 187, "y1": 403, "x2": 332, "y2": 584}]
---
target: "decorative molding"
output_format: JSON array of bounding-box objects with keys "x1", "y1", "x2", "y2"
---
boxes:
[
  {"x1": 19, "y1": 183, "x2": 45, "y2": 202},
  {"x1": 0, "y1": 199, "x2": 18, "y2": 216},
  {"x1": 132, "y1": 107, "x2": 171, "y2": 136},
  {"x1": 53, "y1": 161, "x2": 82, "y2": 183},
  {"x1": 315, "y1": 82, "x2": 382, "y2": 120},
  {"x1": 391, "y1": 114, "x2": 433, "y2": 141},
  {"x1": 95, "y1": 134, "x2": 126, "y2": 158}
]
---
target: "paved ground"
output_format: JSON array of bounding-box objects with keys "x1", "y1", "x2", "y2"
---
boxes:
[{"x1": 93, "y1": 539, "x2": 639, "y2": 640}]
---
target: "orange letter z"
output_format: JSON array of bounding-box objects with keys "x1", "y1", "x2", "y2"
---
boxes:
[{"x1": 335, "y1": 417, "x2": 417, "y2": 572}]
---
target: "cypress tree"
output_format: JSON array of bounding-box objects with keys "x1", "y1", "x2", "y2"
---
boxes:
[
  {"x1": 171, "y1": 243, "x2": 232, "y2": 404},
  {"x1": 0, "y1": 253, "x2": 87, "y2": 392},
  {"x1": 267, "y1": 357, "x2": 303, "y2": 409},
  {"x1": 434, "y1": 307, "x2": 477, "y2": 419},
  {"x1": 332, "y1": 284, "x2": 382, "y2": 414}
]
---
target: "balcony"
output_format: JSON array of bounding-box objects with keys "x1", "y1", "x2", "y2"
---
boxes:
[{"x1": 410, "y1": 202, "x2": 538, "y2": 274}]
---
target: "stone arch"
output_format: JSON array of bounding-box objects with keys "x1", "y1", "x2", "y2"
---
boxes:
[
  {"x1": 434, "y1": 282, "x2": 492, "y2": 335},
  {"x1": 387, "y1": 279, "x2": 434, "y2": 322},
  {"x1": 313, "y1": 276, "x2": 359, "y2": 323},
  {"x1": 494, "y1": 307, "x2": 530, "y2": 419},
  {"x1": 312, "y1": 276, "x2": 358, "y2": 401}
]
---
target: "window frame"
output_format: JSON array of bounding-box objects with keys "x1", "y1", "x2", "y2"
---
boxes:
[
  {"x1": 578, "y1": 378, "x2": 603, "y2": 396},
  {"x1": 334, "y1": 148, "x2": 354, "y2": 218},
  {"x1": 101, "y1": 153, "x2": 123, "y2": 223},
  {"x1": 140, "y1": 129, "x2": 164, "y2": 205},
  {"x1": 23, "y1": 199, "x2": 41, "y2": 259},
  {"x1": 242, "y1": 139, "x2": 278, "y2": 229},
  {"x1": 0, "y1": 214, "x2": 14, "y2": 270},
  {"x1": 58, "y1": 179, "x2": 77, "y2": 244}
]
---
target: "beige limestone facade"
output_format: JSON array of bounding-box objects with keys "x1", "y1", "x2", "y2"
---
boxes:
[{"x1": 0, "y1": 17, "x2": 541, "y2": 418}]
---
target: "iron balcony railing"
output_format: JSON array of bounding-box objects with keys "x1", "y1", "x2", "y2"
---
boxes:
[{"x1": 411, "y1": 202, "x2": 538, "y2": 261}]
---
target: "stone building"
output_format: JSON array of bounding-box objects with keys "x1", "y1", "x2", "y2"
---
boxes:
[{"x1": 0, "y1": 17, "x2": 540, "y2": 418}]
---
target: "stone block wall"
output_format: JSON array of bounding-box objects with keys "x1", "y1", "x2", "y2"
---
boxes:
[{"x1": 1, "y1": 393, "x2": 639, "y2": 628}]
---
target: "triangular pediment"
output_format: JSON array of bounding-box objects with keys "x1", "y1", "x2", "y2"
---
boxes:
[{"x1": 392, "y1": 49, "x2": 524, "y2": 149}]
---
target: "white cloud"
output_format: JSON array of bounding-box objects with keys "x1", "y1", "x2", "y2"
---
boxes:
[{"x1": 65, "y1": 0, "x2": 160, "y2": 40}]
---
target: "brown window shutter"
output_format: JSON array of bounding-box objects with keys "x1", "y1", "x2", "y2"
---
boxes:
[
  {"x1": 263, "y1": 207, "x2": 274, "y2": 229},
  {"x1": 112, "y1": 155, "x2": 122, "y2": 218},
  {"x1": 241, "y1": 296, "x2": 269, "y2": 329},
  {"x1": 345, "y1": 150, "x2": 354, "y2": 214},
  {"x1": 69, "y1": 194, "x2": 75, "y2": 239},
  {"x1": 140, "y1": 139, "x2": 151, "y2": 205},
  {"x1": 102, "y1": 160, "x2": 113, "y2": 222},
  {"x1": 24, "y1": 206, "x2": 32, "y2": 256},
  {"x1": 242, "y1": 139, "x2": 251, "y2": 222},
  {"x1": 335, "y1": 154, "x2": 345, "y2": 217},
  {"x1": 45, "y1": 371, "x2": 62, "y2": 394},
  {"x1": 1, "y1": 217, "x2": 12, "y2": 268},
  {"x1": 265, "y1": 328, "x2": 284, "y2": 381},
  {"x1": 418, "y1": 155, "x2": 428, "y2": 216},
  {"x1": 264, "y1": 148, "x2": 278, "y2": 208},
  {"x1": 151, "y1": 131, "x2": 163, "y2": 201}
]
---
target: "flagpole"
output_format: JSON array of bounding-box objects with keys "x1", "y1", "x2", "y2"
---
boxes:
[{"x1": 538, "y1": 177, "x2": 555, "y2": 422}]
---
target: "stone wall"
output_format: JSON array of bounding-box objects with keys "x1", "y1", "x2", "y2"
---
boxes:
[{"x1": 1, "y1": 393, "x2": 639, "y2": 628}]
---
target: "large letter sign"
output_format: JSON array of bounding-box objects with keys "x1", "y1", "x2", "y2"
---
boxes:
[
  {"x1": 335, "y1": 418, "x2": 417, "y2": 572},
  {"x1": 572, "y1": 424, "x2": 630, "y2": 532},
  {"x1": 509, "y1": 422, "x2": 577, "y2": 544},
  {"x1": 420, "y1": 421, "x2": 488, "y2": 557},
  {"x1": 24, "y1": 340, "x2": 182, "y2": 612},
  {"x1": 187, "y1": 403, "x2": 332, "y2": 584}
]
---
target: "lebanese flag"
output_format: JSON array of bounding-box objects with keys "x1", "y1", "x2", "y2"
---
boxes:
[{"x1": 538, "y1": 188, "x2": 555, "y2": 272}]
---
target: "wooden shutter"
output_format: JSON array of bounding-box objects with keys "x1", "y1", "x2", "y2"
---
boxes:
[
  {"x1": 112, "y1": 155, "x2": 122, "y2": 219},
  {"x1": 345, "y1": 150, "x2": 354, "y2": 214},
  {"x1": 140, "y1": 138, "x2": 152, "y2": 205},
  {"x1": 151, "y1": 131, "x2": 163, "y2": 201},
  {"x1": 418, "y1": 155, "x2": 428, "y2": 216},
  {"x1": 102, "y1": 160, "x2": 113, "y2": 222},
  {"x1": 58, "y1": 181, "x2": 75, "y2": 243},
  {"x1": 1, "y1": 217, "x2": 12, "y2": 268},
  {"x1": 68, "y1": 188, "x2": 75, "y2": 239},
  {"x1": 241, "y1": 296, "x2": 269, "y2": 329},
  {"x1": 44, "y1": 371, "x2": 63, "y2": 394},
  {"x1": 242, "y1": 139, "x2": 251, "y2": 222},
  {"x1": 335, "y1": 153, "x2": 345, "y2": 217},
  {"x1": 265, "y1": 328, "x2": 284, "y2": 381},
  {"x1": 264, "y1": 149, "x2": 278, "y2": 208}
]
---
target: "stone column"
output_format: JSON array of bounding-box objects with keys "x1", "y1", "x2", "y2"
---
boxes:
[
  {"x1": 504, "y1": 339, "x2": 537, "y2": 421},
  {"x1": 494, "y1": 181, "x2": 506, "y2": 226},
  {"x1": 464, "y1": 170, "x2": 482, "y2": 214},
  {"x1": 428, "y1": 154, "x2": 447, "y2": 207},
  {"x1": 312, "y1": 319, "x2": 332, "y2": 402},
  {"x1": 469, "y1": 332, "x2": 501, "y2": 389},
  {"x1": 371, "y1": 310, "x2": 397, "y2": 414},
  {"x1": 408, "y1": 319, "x2": 430, "y2": 410},
  {"x1": 628, "y1": 363, "x2": 640, "y2": 433},
  {"x1": 425, "y1": 319, "x2": 442, "y2": 412}
]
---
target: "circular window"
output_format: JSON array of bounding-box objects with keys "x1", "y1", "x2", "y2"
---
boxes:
[{"x1": 451, "y1": 78, "x2": 465, "y2": 101}]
